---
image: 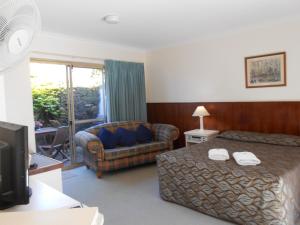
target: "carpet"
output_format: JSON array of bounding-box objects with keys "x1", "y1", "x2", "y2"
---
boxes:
[{"x1": 63, "y1": 164, "x2": 234, "y2": 225}]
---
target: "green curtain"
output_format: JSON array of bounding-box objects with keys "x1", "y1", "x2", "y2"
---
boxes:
[{"x1": 105, "y1": 60, "x2": 147, "y2": 122}]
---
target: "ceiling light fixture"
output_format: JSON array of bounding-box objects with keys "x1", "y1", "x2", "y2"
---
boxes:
[{"x1": 103, "y1": 14, "x2": 120, "y2": 24}]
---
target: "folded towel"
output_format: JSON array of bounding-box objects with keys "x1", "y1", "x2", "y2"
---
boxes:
[
  {"x1": 208, "y1": 148, "x2": 229, "y2": 161},
  {"x1": 233, "y1": 152, "x2": 261, "y2": 166}
]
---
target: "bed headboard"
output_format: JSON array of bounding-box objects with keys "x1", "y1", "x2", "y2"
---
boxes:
[{"x1": 147, "y1": 102, "x2": 300, "y2": 148}]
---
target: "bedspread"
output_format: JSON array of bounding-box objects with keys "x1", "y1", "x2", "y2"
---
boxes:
[{"x1": 157, "y1": 137, "x2": 300, "y2": 225}]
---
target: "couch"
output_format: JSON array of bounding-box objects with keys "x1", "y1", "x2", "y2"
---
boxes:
[{"x1": 75, "y1": 121, "x2": 179, "y2": 178}]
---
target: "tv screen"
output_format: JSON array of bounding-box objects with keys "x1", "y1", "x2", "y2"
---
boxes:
[{"x1": 0, "y1": 121, "x2": 30, "y2": 209}]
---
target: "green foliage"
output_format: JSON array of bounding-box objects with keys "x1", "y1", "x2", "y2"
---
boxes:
[
  {"x1": 32, "y1": 88, "x2": 65, "y2": 125},
  {"x1": 32, "y1": 86, "x2": 101, "y2": 127}
]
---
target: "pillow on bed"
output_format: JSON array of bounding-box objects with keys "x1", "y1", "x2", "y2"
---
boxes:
[{"x1": 218, "y1": 130, "x2": 300, "y2": 147}]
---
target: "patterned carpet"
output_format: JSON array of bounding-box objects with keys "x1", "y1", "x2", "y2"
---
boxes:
[{"x1": 62, "y1": 164, "x2": 234, "y2": 225}]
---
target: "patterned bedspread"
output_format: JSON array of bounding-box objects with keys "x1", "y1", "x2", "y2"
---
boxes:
[{"x1": 157, "y1": 134, "x2": 300, "y2": 225}]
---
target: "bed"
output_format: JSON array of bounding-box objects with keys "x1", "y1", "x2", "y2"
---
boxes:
[{"x1": 156, "y1": 131, "x2": 300, "y2": 225}]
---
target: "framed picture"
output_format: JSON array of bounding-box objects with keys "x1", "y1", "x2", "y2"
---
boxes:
[{"x1": 245, "y1": 52, "x2": 286, "y2": 88}]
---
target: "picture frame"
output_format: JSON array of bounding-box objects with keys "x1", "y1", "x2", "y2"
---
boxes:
[{"x1": 245, "y1": 52, "x2": 286, "y2": 88}]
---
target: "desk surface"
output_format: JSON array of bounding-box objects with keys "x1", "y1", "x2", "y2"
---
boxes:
[
  {"x1": 0, "y1": 180, "x2": 104, "y2": 225},
  {"x1": 0, "y1": 207, "x2": 102, "y2": 225},
  {"x1": 2, "y1": 180, "x2": 80, "y2": 212},
  {"x1": 29, "y1": 154, "x2": 63, "y2": 176}
]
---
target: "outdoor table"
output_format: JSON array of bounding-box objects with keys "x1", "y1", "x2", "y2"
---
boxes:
[{"x1": 35, "y1": 127, "x2": 58, "y2": 136}]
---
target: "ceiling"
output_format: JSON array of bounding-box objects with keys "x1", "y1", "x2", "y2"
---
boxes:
[{"x1": 36, "y1": 0, "x2": 300, "y2": 50}]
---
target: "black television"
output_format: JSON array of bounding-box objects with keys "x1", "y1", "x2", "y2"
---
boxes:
[{"x1": 0, "y1": 121, "x2": 30, "y2": 209}]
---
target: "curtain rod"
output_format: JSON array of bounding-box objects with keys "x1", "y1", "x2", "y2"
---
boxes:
[{"x1": 31, "y1": 51, "x2": 105, "y2": 63}]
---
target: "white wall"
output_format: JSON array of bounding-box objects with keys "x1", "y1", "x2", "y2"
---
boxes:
[
  {"x1": 32, "y1": 32, "x2": 146, "y2": 63},
  {"x1": 0, "y1": 75, "x2": 6, "y2": 121},
  {"x1": 145, "y1": 18, "x2": 300, "y2": 103},
  {"x1": 2, "y1": 59, "x2": 36, "y2": 153},
  {"x1": 0, "y1": 32, "x2": 146, "y2": 153}
]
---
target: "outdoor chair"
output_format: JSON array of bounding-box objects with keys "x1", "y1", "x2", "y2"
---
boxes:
[
  {"x1": 49, "y1": 120, "x2": 62, "y2": 128},
  {"x1": 39, "y1": 126, "x2": 70, "y2": 161}
]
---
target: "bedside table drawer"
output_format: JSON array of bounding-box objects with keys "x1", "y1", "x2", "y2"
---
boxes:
[
  {"x1": 186, "y1": 135, "x2": 208, "y2": 143},
  {"x1": 184, "y1": 129, "x2": 219, "y2": 147}
]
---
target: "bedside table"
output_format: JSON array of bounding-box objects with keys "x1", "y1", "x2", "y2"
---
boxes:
[{"x1": 184, "y1": 129, "x2": 219, "y2": 147}]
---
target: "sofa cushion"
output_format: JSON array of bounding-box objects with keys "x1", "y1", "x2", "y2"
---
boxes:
[
  {"x1": 104, "y1": 141, "x2": 169, "y2": 161},
  {"x1": 86, "y1": 121, "x2": 151, "y2": 136},
  {"x1": 136, "y1": 124, "x2": 153, "y2": 143},
  {"x1": 115, "y1": 127, "x2": 136, "y2": 147},
  {"x1": 97, "y1": 128, "x2": 118, "y2": 149}
]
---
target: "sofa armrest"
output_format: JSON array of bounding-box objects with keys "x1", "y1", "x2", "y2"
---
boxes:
[
  {"x1": 152, "y1": 124, "x2": 179, "y2": 149},
  {"x1": 75, "y1": 131, "x2": 105, "y2": 160}
]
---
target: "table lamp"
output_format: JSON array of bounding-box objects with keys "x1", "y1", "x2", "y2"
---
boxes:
[{"x1": 192, "y1": 106, "x2": 210, "y2": 131}]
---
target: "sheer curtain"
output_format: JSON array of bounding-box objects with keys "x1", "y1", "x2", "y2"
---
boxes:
[{"x1": 104, "y1": 60, "x2": 147, "y2": 122}]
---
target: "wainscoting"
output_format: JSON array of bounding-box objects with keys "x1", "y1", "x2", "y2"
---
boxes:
[{"x1": 147, "y1": 102, "x2": 300, "y2": 148}]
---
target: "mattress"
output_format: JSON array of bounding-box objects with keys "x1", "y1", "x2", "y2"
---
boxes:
[{"x1": 156, "y1": 131, "x2": 300, "y2": 225}]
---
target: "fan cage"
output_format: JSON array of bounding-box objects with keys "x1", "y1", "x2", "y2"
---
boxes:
[{"x1": 0, "y1": 0, "x2": 41, "y2": 71}]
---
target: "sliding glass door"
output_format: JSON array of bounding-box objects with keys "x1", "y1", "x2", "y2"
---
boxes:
[
  {"x1": 67, "y1": 66, "x2": 105, "y2": 163},
  {"x1": 30, "y1": 60, "x2": 105, "y2": 166}
]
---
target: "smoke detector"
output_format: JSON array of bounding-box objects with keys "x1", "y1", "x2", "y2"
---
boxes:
[{"x1": 103, "y1": 14, "x2": 120, "y2": 24}]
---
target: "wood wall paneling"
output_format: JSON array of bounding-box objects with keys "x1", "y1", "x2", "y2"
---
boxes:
[{"x1": 147, "y1": 102, "x2": 300, "y2": 148}]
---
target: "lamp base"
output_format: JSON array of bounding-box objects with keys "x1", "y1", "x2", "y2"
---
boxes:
[{"x1": 200, "y1": 116, "x2": 204, "y2": 131}]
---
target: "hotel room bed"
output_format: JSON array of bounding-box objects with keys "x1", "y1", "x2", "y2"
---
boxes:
[{"x1": 156, "y1": 131, "x2": 300, "y2": 225}]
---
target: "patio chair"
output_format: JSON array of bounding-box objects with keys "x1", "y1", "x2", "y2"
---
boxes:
[
  {"x1": 39, "y1": 126, "x2": 70, "y2": 161},
  {"x1": 49, "y1": 120, "x2": 62, "y2": 128}
]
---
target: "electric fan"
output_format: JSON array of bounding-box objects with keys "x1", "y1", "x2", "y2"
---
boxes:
[{"x1": 0, "y1": 0, "x2": 41, "y2": 72}]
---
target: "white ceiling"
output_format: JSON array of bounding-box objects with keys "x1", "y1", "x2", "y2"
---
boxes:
[{"x1": 36, "y1": 0, "x2": 300, "y2": 50}]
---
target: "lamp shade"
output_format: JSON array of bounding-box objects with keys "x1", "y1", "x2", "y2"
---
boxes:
[{"x1": 192, "y1": 106, "x2": 210, "y2": 117}]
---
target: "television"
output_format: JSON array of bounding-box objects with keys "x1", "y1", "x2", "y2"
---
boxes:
[{"x1": 0, "y1": 121, "x2": 30, "y2": 209}]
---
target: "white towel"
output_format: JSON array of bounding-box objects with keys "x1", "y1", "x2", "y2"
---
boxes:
[
  {"x1": 233, "y1": 152, "x2": 261, "y2": 166},
  {"x1": 208, "y1": 148, "x2": 230, "y2": 161}
]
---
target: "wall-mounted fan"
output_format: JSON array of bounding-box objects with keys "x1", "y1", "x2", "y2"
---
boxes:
[{"x1": 0, "y1": 0, "x2": 41, "y2": 72}]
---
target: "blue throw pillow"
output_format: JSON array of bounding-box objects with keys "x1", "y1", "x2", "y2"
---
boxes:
[
  {"x1": 136, "y1": 125, "x2": 153, "y2": 143},
  {"x1": 97, "y1": 128, "x2": 118, "y2": 149},
  {"x1": 115, "y1": 128, "x2": 136, "y2": 147}
]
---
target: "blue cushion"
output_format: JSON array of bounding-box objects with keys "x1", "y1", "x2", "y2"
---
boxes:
[
  {"x1": 136, "y1": 125, "x2": 153, "y2": 143},
  {"x1": 97, "y1": 128, "x2": 118, "y2": 149},
  {"x1": 115, "y1": 128, "x2": 136, "y2": 147}
]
